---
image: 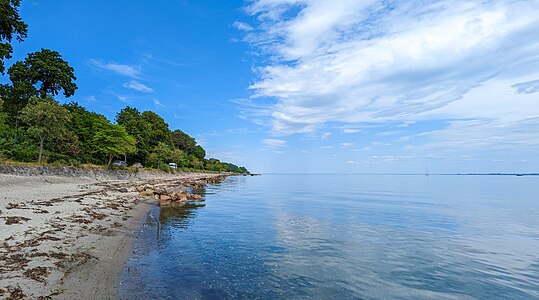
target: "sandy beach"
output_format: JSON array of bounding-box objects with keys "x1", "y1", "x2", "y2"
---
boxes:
[{"x1": 0, "y1": 171, "x2": 227, "y2": 299}]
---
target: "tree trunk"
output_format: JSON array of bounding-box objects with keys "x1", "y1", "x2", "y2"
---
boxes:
[
  {"x1": 38, "y1": 137, "x2": 44, "y2": 164},
  {"x1": 107, "y1": 154, "x2": 113, "y2": 168},
  {"x1": 13, "y1": 103, "x2": 20, "y2": 149}
]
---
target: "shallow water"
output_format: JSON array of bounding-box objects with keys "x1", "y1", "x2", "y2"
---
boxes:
[{"x1": 119, "y1": 174, "x2": 539, "y2": 299}]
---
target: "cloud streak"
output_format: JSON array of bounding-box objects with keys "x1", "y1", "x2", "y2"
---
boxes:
[
  {"x1": 243, "y1": 0, "x2": 539, "y2": 134},
  {"x1": 262, "y1": 138, "x2": 287, "y2": 148},
  {"x1": 89, "y1": 59, "x2": 141, "y2": 78},
  {"x1": 123, "y1": 80, "x2": 153, "y2": 93}
]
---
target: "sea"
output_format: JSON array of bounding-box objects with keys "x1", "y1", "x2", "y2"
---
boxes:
[{"x1": 119, "y1": 174, "x2": 539, "y2": 299}]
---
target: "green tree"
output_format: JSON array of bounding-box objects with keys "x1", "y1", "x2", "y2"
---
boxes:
[
  {"x1": 171, "y1": 129, "x2": 196, "y2": 151},
  {"x1": 20, "y1": 97, "x2": 71, "y2": 163},
  {"x1": 64, "y1": 102, "x2": 109, "y2": 164},
  {"x1": 192, "y1": 145, "x2": 206, "y2": 160},
  {"x1": 171, "y1": 149, "x2": 189, "y2": 167},
  {"x1": 0, "y1": 82, "x2": 37, "y2": 148},
  {"x1": 140, "y1": 111, "x2": 172, "y2": 148},
  {"x1": 117, "y1": 107, "x2": 173, "y2": 164},
  {"x1": 8, "y1": 48, "x2": 77, "y2": 98},
  {"x1": 92, "y1": 123, "x2": 136, "y2": 167},
  {"x1": 0, "y1": 0, "x2": 28, "y2": 74},
  {"x1": 116, "y1": 106, "x2": 148, "y2": 163},
  {"x1": 147, "y1": 141, "x2": 174, "y2": 167},
  {"x1": 0, "y1": 97, "x2": 10, "y2": 150},
  {"x1": 171, "y1": 129, "x2": 205, "y2": 159}
]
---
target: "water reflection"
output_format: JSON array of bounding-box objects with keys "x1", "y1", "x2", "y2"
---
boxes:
[
  {"x1": 121, "y1": 175, "x2": 539, "y2": 299},
  {"x1": 159, "y1": 202, "x2": 206, "y2": 227}
]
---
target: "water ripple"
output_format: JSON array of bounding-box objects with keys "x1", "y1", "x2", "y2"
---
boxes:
[{"x1": 120, "y1": 174, "x2": 539, "y2": 299}]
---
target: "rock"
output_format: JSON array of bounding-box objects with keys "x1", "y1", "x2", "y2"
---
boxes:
[
  {"x1": 154, "y1": 188, "x2": 167, "y2": 195},
  {"x1": 118, "y1": 188, "x2": 128, "y2": 193},
  {"x1": 160, "y1": 194, "x2": 172, "y2": 201},
  {"x1": 187, "y1": 194, "x2": 204, "y2": 201},
  {"x1": 159, "y1": 198, "x2": 172, "y2": 206},
  {"x1": 140, "y1": 189, "x2": 154, "y2": 196}
]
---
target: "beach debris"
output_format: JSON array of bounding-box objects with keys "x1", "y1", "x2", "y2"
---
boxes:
[
  {"x1": 4, "y1": 216, "x2": 31, "y2": 225},
  {"x1": 23, "y1": 266, "x2": 49, "y2": 283},
  {"x1": 0, "y1": 173, "x2": 227, "y2": 299},
  {"x1": 4, "y1": 285, "x2": 25, "y2": 300}
]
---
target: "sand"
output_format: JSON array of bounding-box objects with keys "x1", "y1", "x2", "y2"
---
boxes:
[{"x1": 0, "y1": 172, "x2": 226, "y2": 299}]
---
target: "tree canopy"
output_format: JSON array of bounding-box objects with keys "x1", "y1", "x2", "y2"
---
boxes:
[
  {"x1": 0, "y1": 7, "x2": 249, "y2": 173},
  {"x1": 20, "y1": 97, "x2": 71, "y2": 163},
  {"x1": 92, "y1": 122, "x2": 136, "y2": 167},
  {"x1": 0, "y1": 0, "x2": 28, "y2": 74},
  {"x1": 8, "y1": 48, "x2": 77, "y2": 98}
]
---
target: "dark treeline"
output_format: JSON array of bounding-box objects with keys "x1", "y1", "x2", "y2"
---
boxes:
[{"x1": 0, "y1": 0, "x2": 248, "y2": 173}]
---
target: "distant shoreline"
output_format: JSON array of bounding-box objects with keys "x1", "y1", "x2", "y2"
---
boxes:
[{"x1": 260, "y1": 172, "x2": 539, "y2": 176}]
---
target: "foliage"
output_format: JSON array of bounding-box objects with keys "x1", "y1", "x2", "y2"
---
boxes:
[
  {"x1": 115, "y1": 106, "x2": 147, "y2": 162},
  {"x1": 64, "y1": 102, "x2": 107, "y2": 164},
  {"x1": 0, "y1": 5, "x2": 249, "y2": 172},
  {"x1": 0, "y1": 81, "x2": 37, "y2": 120},
  {"x1": 20, "y1": 97, "x2": 71, "y2": 163},
  {"x1": 171, "y1": 129, "x2": 205, "y2": 159},
  {"x1": 8, "y1": 48, "x2": 77, "y2": 98},
  {"x1": 0, "y1": 0, "x2": 28, "y2": 74},
  {"x1": 92, "y1": 122, "x2": 136, "y2": 167},
  {"x1": 0, "y1": 97, "x2": 10, "y2": 148}
]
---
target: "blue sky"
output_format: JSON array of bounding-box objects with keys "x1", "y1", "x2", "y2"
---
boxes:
[{"x1": 4, "y1": 0, "x2": 539, "y2": 173}]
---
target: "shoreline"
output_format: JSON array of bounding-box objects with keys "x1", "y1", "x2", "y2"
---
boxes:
[{"x1": 0, "y1": 171, "x2": 227, "y2": 299}]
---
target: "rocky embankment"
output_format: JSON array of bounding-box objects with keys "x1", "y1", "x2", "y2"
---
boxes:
[
  {"x1": 136, "y1": 175, "x2": 225, "y2": 206},
  {"x1": 0, "y1": 164, "x2": 206, "y2": 180}
]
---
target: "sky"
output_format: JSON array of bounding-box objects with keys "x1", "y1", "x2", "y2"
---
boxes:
[{"x1": 3, "y1": 0, "x2": 539, "y2": 173}]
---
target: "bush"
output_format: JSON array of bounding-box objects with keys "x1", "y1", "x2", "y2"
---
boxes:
[
  {"x1": 159, "y1": 164, "x2": 174, "y2": 174},
  {"x1": 11, "y1": 146, "x2": 38, "y2": 162},
  {"x1": 111, "y1": 165, "x2": 127, "y2": 171}
]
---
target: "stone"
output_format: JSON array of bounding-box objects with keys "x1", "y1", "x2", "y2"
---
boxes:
[
  {"x1": 140, "y1": 189, "x2": 154, "y2": 196},
  {"x1": 160, "y1": 194, "x2": 172, "y2": 201},
  {"x1": 187, "y1": 194, "x2": 204, "y2": 201},
  {"x1": 154, "y1": 188, "x2": 167, "y2": 195},
  {"x1": 118, "y1": 188, "x2": 128, "y2": 193},
  {"x1": 159, "y1": 198, "x2": 172, "y2": 206}
]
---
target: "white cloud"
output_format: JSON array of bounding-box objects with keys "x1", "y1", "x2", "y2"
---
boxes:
[
  {"x1": 320, "y1": 131, "x2": 332, "y2": 139},
  {"x1": 262, "y1": 138, "x2": 287, "y2": 148},
  {"x1": 340, "y1": 142, "x2": 354, "y2": 148},
  {"x1": 153, "y1": 98, "x2": 165, "y2": 107},
  {"x1": 117, "y1": 95, "x2": 130, "y2": 103},
  {"x1": 243, "y1": 0, "x2": 539, "y2": 135},
  {"x1": 123, "y1": 80, "x2": 153, "y2": 93},
  {"x1": 89, "y1": 59, "x2": 141, "y2": 78},
  {"x1": 412, "y1": 117, "x2": 539, "y2": 153},
  {"x1": 512, "y1": 79, "x2": 539, "y2": 94},
  {"x1": 342, "y1": 129, "x2": 361, "y2": 134},
  {"x1": 232, "y1": 21, "x2": 254, "y2": 32},
  {"x1": 85, "y1": 95, "x2": 96, "y2": 102}
]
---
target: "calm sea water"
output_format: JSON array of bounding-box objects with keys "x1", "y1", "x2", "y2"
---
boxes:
[{"x1": 119, "y1": 174, "x2": 539, "y2": 299}]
